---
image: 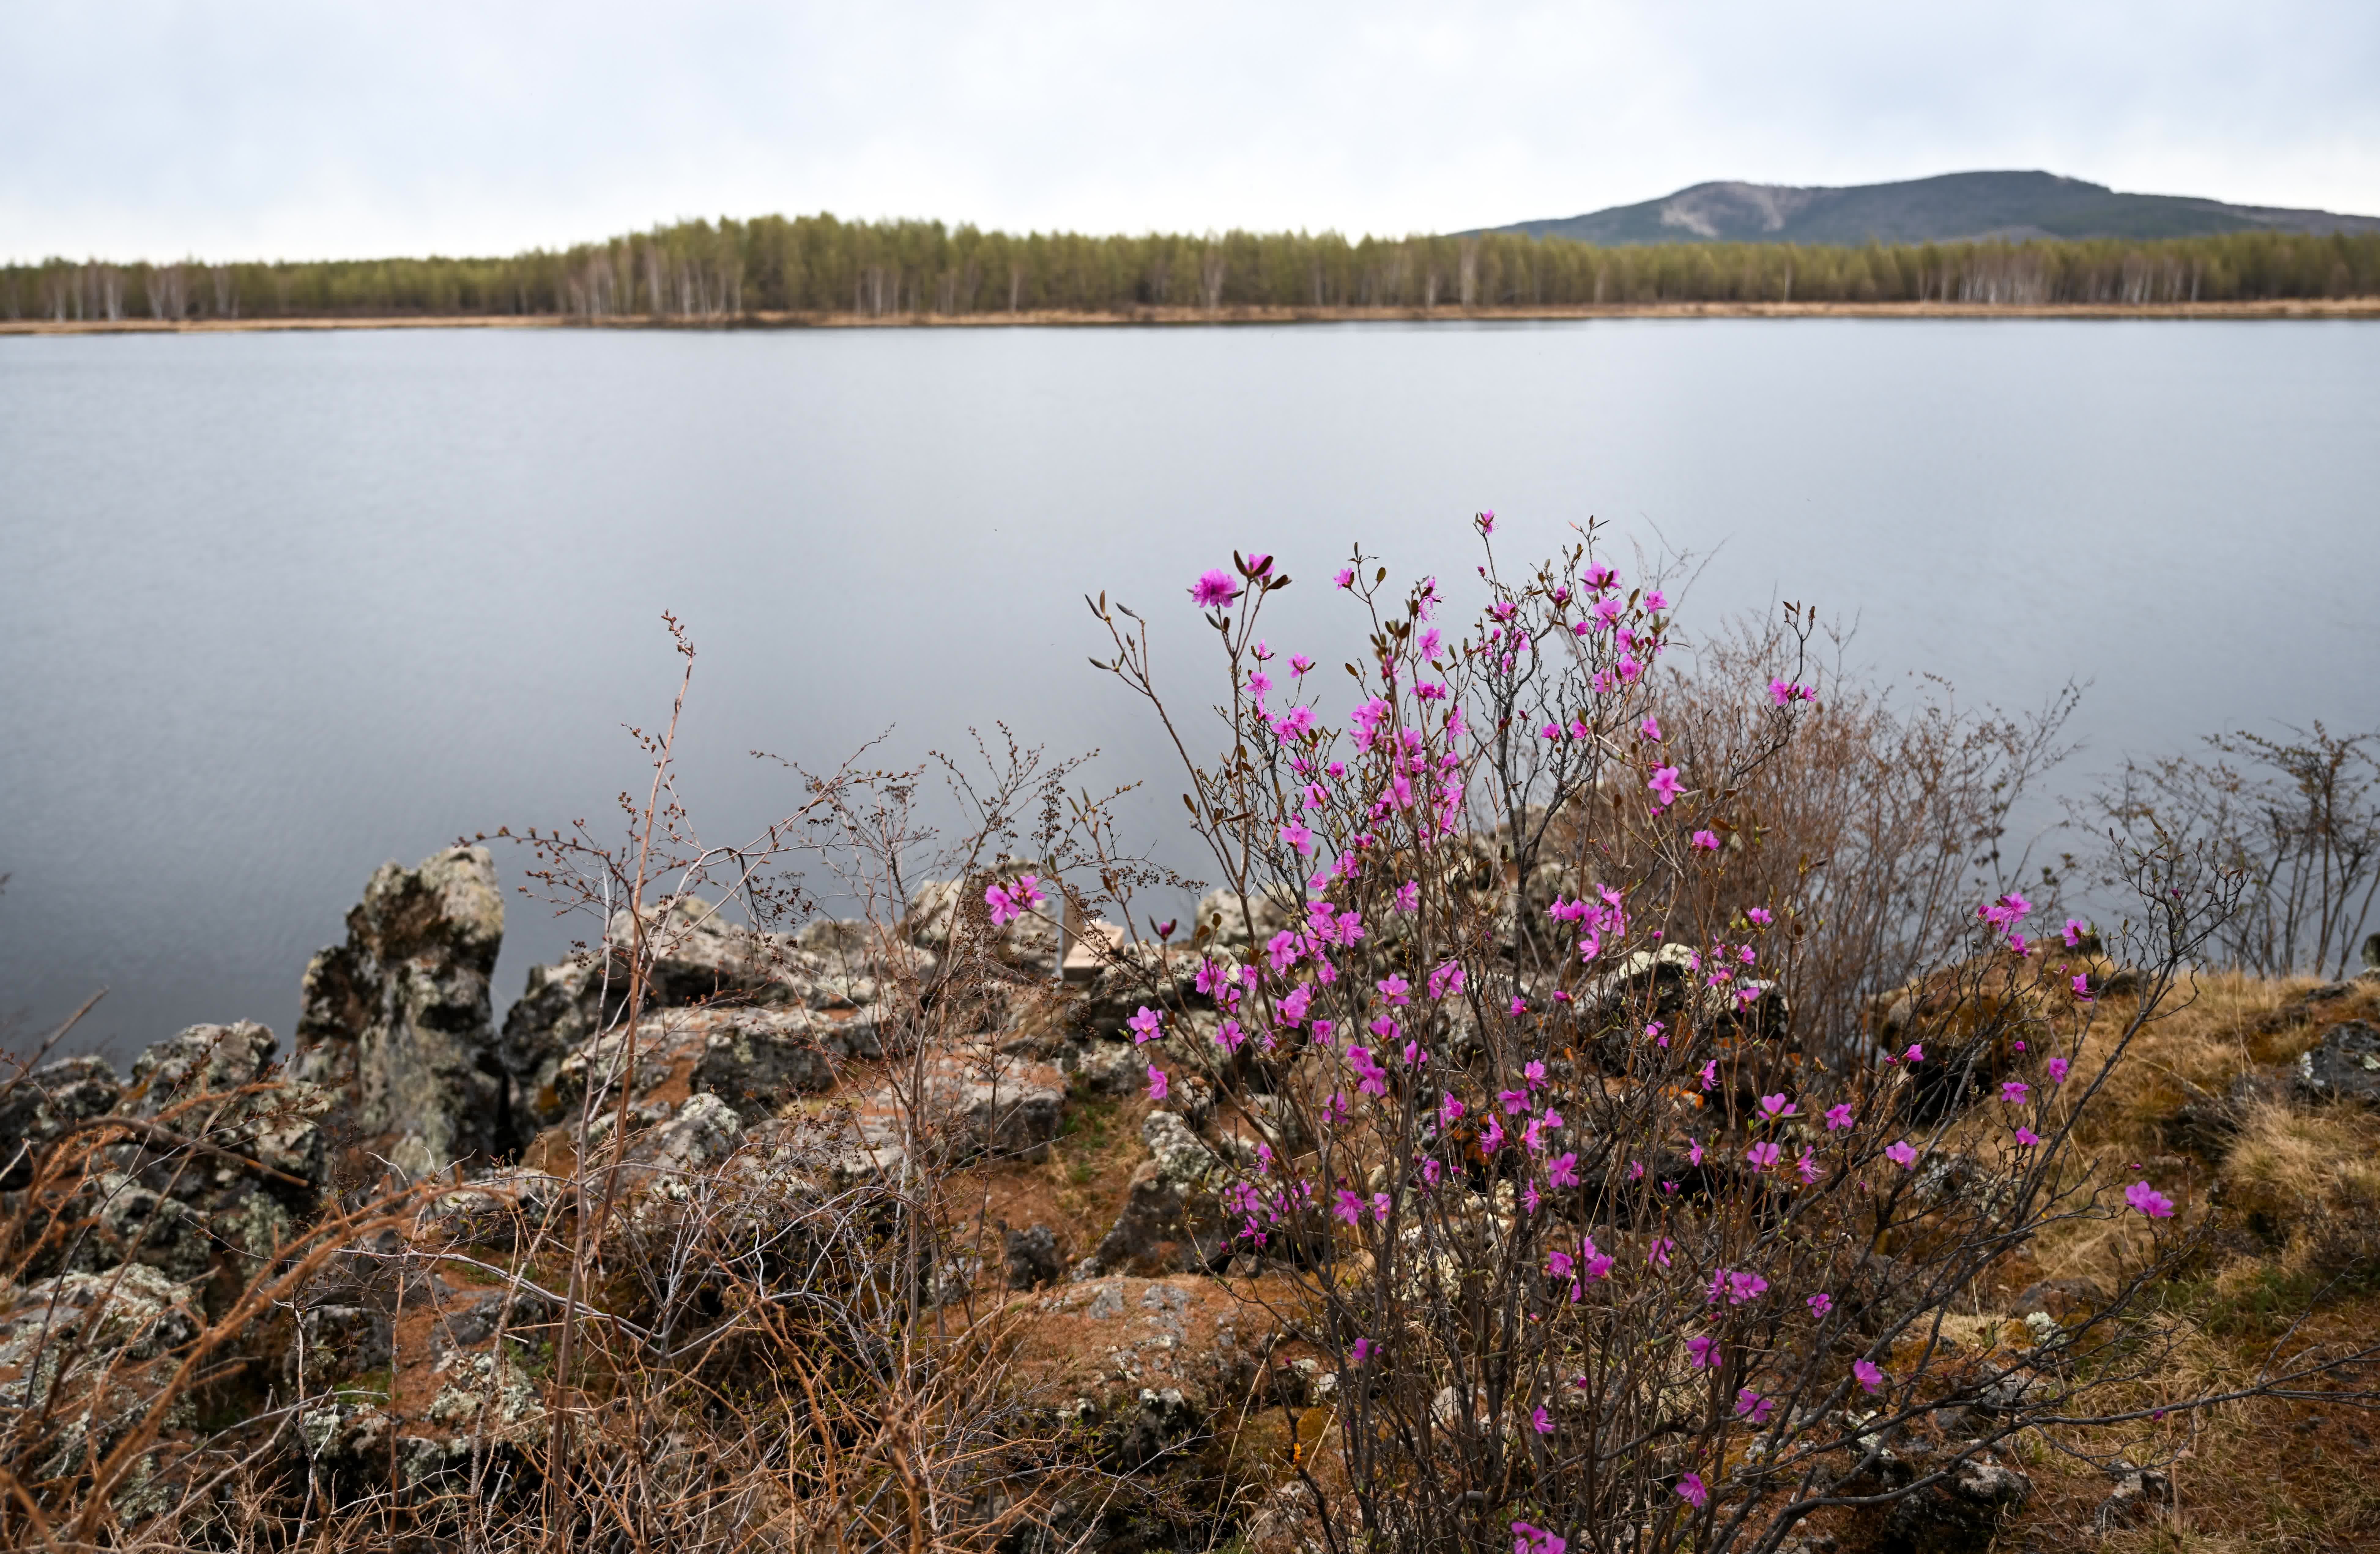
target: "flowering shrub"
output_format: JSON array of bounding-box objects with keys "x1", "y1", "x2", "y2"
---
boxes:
[{"x1": 1084, "y1": 522, "x2": 2302, "y2": 1553}]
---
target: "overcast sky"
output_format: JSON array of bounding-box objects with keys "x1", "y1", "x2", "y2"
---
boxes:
[{"x1": 5, "y1": 0, "x2": 2377, "y2": 263}]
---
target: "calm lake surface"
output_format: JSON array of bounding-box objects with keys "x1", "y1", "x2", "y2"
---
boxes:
[{"x1": 3, "y1": 320, "x2": 2375, "y2": 1057}]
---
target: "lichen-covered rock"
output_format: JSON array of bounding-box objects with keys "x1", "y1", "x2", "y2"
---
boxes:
[
  {"x1": 2296, "y1": 1020, "x2": 2380, "y2": 1105},
  {"x1": 285, "y1": 1303, "x2": 393, "y2": 1391},
  {"x1": 0, "y1": 1265, "x2": 205, "y2": 1483},
  {"x1": 292, "y1": 845, "x2": 507, "y2": 1174},
  {"x1": 1084, "y1": 1112, "x2": 1232, "y2": 1276},
  {"x1": 0, "y1": 1054, "x2": 123, "y2": 1188},
  {"x1": 1882, "y1": 1455, "x2": 2030, "y2": 1553},
  {"x1": 1006, "y1": 1224, "x2": 1063, "y2": 1289}
]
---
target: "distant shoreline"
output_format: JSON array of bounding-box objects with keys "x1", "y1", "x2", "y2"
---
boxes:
[{"x1": 7, "y1": 297, "x2": 2379, "y2": 336}]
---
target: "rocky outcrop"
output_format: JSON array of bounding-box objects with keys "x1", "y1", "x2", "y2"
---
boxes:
[
  {"x1": 292, "y1": 845, "x2": 507, "y2": 1175},
  {"x1": 1083, "y1": 1112, "x2": 1232, "y2": 1277},
  {"x1": 2296, "y1": 1019, "x2": 2380, "y2": 1104}
]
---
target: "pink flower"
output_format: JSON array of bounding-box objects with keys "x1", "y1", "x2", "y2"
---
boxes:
[
  {"x1": 2126, "y1": 1180, "x2": 2175, "y2": 1218},
  {"x1": 1377, "y1": 974, "x2": 1412, "y2": 1005},
  {"x1": 1902, "y1": 1043, "x2": 1924, "y2": 1064},
  {"x1": 1649, "y1": 1236, "x2": 1674, "y2": 1268},
  {"x1": 2063, "y1": 917, "x2": 2088, "y2": 948},
  {"x1": 1547, "y1": 1249, "x2": 1575, "y2": 1280},
  {"x1": 1127, "y1": 1005, "x2": 1164, "y2": 1044},
  {"x1": 1334, "y1": 567, "x2": 1355, "y2": 590},
  {"x1": 1676, "y1": 1472, "x2": 1707, "y2": 1508},
  {"x1": 1547, "y1": 1152, "x2": 1580, "y2": 1190},
  {"x1": 1480, "y1": 1117, "x2": 1506, "y2": 1152},
  {"x1": 1747, "y1": 906, "x2": 1773, "y2": 926},
  {"x1": 1735, "y1": 1387, "x2": 1773, "y2": 1425},
  {"x1": 1825, "y1": 1103, "x2": 1855, "y2": 1132},
  {"x1": 2047, "y1": 1056, "x2": 2070, "y2": 1084},
  {"x1": 1727, "y1": 1270, "x2": 1768, "y2": 1304},
  {"x1": 1191, "y1": 569, "x2": 1242, "y2": 609},
  {"x1": 1524, "y1": 1060, "x2": 1547, "y2": 1090},
  {"x1": 2001, "y1": 1080, "x2": 2030, "y2": 1105},
  {"x1": 1439, "y1": 1094, "x2": 1465, "y2": 1127},
  {"x1": 1146, "y1": 1066, "x2": 1169, "y2": 1102},
  {"x1": 1333, "y1": 1189, "x2": 1363, "y2": 1226},
  {"x1": 1215, "y1": 1018, "x2": 1246, "y2": 1054},
  {"x1": 1686, "y1": 1335, "x2": 1720, "y2": 1369},
  {"x1": 1279, "y1": 819, "x2": 1314, "y2": 856},
  {"x1": 1853, "y1": 1359, "x2": 1885, "y2": 1393},
  {"x1": 1688, "y1": 1136, "x2": 1705, "y2": 1166},
  {"x1": 1885, "y1": 1141, "x2": 1918, "y2": 1168},
  {"x1": 1647, "y1": 765, "x2": 1684, "y2": 810},
  {"x1": 2072, "y1": 973, "x2": 2094, "y2": 1001},
  {"x1": 1808, "y1": 1291, "x2": 1833, "y2": 1317},
  {"x1": 1639, "y1": 715, "x2": 1662, "y2": 741},
  {"x1": 984, "y1": 883, "x2": 1017, "y2": 926},
  {"x1": 1531, "y1": 1405, "x2": 1553, "y2": 1435},
  {"x1": 1291, "y1": 654, "x2": 1314, "y2": 675},
  {"x1": 1500, "y1": 1088, "x2": 1530, "y2": 1115},
  {"x1": 1745, "y1": 1141, "x2": 1781, "y2": 1171},
  {"x1": 1699, "y1": 1060, "x2": 1718, "y2": 1092},
  {"x1": 1349, "y1": 1336, "x2": 1374, "y2": 1366},
  {"x1": 1758, "y1": 1092, "x2": 1797, "y2": 1121},
  {"x1": 1428, "y1": 959, "x2": 1467, "y2": 999},
  {"x1": 2014, "y1": 1127, "x2": 2041, "y2": 1147},
  {"x1": 1796, "y1": 1152, "x2": 1822, "y2": 1184},
  {"x1": 1509, "y1": 995, "x2": 1529, "y2": 1016},
  {"x1": 1393, "y1": 879, "x2": 1420, "y2": 913},
  {"x1": 1691, "y1": 829, "x2": 1721, "y2": 852}
]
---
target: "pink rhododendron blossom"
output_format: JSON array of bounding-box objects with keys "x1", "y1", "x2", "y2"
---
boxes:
[
  {"x1": 1821, "y1": 1102, "x2": 1854, "y2": 1131},
  {"x1": 1747, "y1": 906, "x2": 1773, "y2": 925},
  {"x1": 1644, "y1": 589, "x2": 1668, "y2": 613},
  {"x1": 1146, "y1": 1066, "x2": 1168, "y2": 1102},
  {"x1": 1334, "y1": 567, "x2": 1355, "y2": 590},
  {"x1": 1525, "y1": 1060, "x2": 1547, "y2": 1090},
  {"x1": 1854, "y1": 1359, "x2": 1886, "y2": 1393},
  {"x1": 1647, "y1": 765, "x2": 1684, "y2": 810},
  {"x1": 1279, "y1": 985, "x2": 1312, "y2": 1023},
  {"x1": 1699, "y1": 1060, "x2": 1718, "y2": 1092},
  {"x1": 1547, "y1": 1249, "x2": 1575, "y2": 1280},
  {"x1": 1531, "y1": 1405, "x2": 1553, "y2": 1436},
  {"x1": 1278, "y1": 820, "x2": 1313, "y2": 855},
  {"x1": 2015, "y1": 1127, "x2": 2041, "y2": 1148},
  {"x1": 1428, "y1": 959, "x2": 1467, "y2": 999},
  {"x1": 1509, "y1": 995, "x2": 1529, "y2": 1016},
  {"x1": 1688, "y1": 1136, "x2": 1705, "y2": 1166},
  {"x1": 1686, "y1": 1335, "x2": 1719, "y2": 1369},
  {"x1": 2072, "y1": 974, "x2": 2094, "y2": 1001},
  {"x1": 2126, "y1": 1181, "x2": 2175, "y2": 1218},
  {"x1": 1649, "y1": 1237, "x2": 1674, "y2": 1268},
  {"x1": 1500, "y1": 1088, "x2": 1530, "y2": 1115},
  {"x1": 1127, "y1": 1006, "x2": 1164, "y2": 1044},
  {"x1": 1746, "y1": 1141, "x2": 1781, "y2": 1170},
  {"x1": 2001, "y1": 1080, "x2": 2030, "y2": 1105},
  {"x1": 1885, "y1": 1141, "x2": 1919, "y2": 1168},
  {"x1": 1727, "y1": 1270, "x2": 1769, "y2": 1304},
  {"x1": 2063, "y1": 917, "x2": 2088, "y2": 948},
  {"x1": 984, "y1": 883, "x2": 1018, "y2": 926},
  {"x1": 1691, "y1": 829, "x2": 1721, "y2": 851},
  {"x1": 1480, "y1": 1116, "x2": 1506, "y2": 1151},
  {"x1": 1676, "y1": 1473, "x2": 1708, "y2": 1508},
  {"x1": 1377, "y1": 974, "x2": 1412, "y2": 1005},
  {"x1": 1796, "y1": 1152, "x2": 1823, "y2": 1184},
  {"x1": 1547, "y1": 1152, "x2": 1580, "y2": 1189},
  {"x1": 1758, "y1": 1093, "x2": 1797, "y2": 1121},
  {"x1": 1191, "y1": 569, "x2": 1241, "y2": 608},
  {"x1": 1216, "y1": 1019, "x2": 1246, "y2": 1055},
  {"x1": 1808, "y1": 1292, "x2": 1833, "y2": 1317},
  {"x1": 1439, "y1": 1094, "x2": 1465, "y2": 1127},
  {"x1": 1736, "y1": 1388, "x2": 1773, "y2": 1425},
  {"x1": 1349, "y1": 1336, "x2": 1374, "y2": 1365},
  {"x1": 1393, "y1": 879, "x2": 1421, "y2": 913},
  {"x1": 2047, "y1": 1056, "x2": 2070, "y2": 1083},
  {"x1": 1905, "y1": 1044, "x2": 1925, "y2": 1064},
  {"x1": 1639, "y1": 715, "x2": 1663, "y2": 741},
  {"x1": 1333, "y1": 1189, "x2": 1363, "y2": 1226}
]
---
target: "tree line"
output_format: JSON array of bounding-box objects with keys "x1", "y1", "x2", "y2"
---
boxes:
[{"x1": 7, "y1": 216, "x2": 2378, "y2": 322}]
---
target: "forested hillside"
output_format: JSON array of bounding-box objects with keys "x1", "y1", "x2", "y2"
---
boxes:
[{"x1": 7, "y1": 216, "x2": 2378, "y2": 323}]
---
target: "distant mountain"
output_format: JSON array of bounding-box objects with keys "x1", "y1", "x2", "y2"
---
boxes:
[{"x1": 1478, "y1": 171, "x2": 2380, "y2": 246}]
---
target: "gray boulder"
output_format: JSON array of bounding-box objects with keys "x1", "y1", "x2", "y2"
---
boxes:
[
  {"x1": 1085, "y1": 1111, "x2": 1232, "y2": 1276},
  {"x1": 1883, "y1": 1455, "x2": 2030, "y2": 1554},
  {"x1": 2296, "y1": 1020, "x2": 2380, "y2": 1105},
  {"x1": 292, "y1": 846, "x2": 507, "y2": 1175}
]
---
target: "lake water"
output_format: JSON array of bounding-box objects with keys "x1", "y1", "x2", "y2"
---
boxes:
[{"x1": 3, "y1": 319, "x2": 2375, "y2": 1059}]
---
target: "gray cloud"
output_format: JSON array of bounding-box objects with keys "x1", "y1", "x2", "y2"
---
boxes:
[{"x1": 4, "y1": 0, "x2": 2375, "y2": 261}]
